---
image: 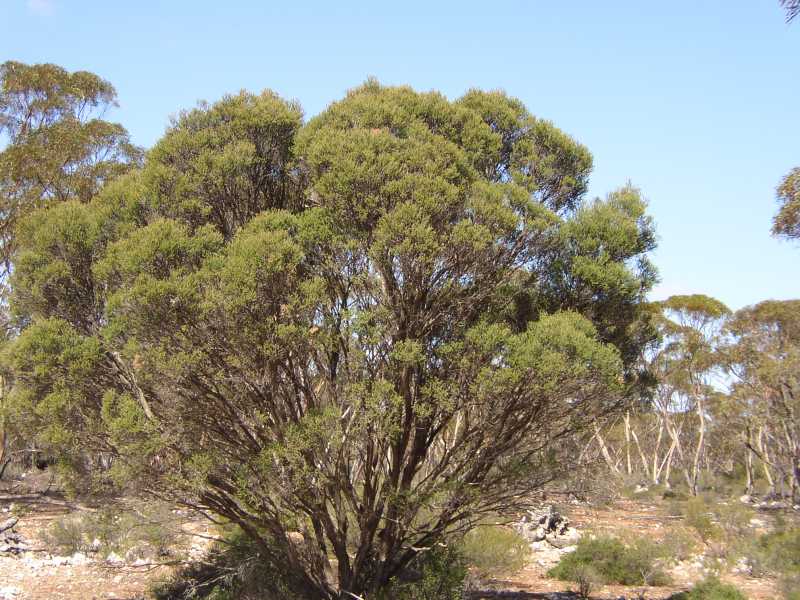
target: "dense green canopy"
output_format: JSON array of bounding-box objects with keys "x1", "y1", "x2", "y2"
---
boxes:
[{"x1": 6, "y1": 82, "x2": 657, "y2": 598}]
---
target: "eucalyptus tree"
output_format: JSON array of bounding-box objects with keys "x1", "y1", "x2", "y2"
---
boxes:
[
  {"x1": 652, "y1": 295, "x2": 730, "y2": 495},
  {"x1": 726, "y1": 300, "x2": 800, "y2": 501},
  {"x1": 774, "y1": 167, "x2": 800, "y2": 241},
  {"x1": 0, "y1": 61, "x2": 140, "y2": 477},
  {"x1": 6, "y1": 83, "x2": 657, "y2": 599},
  {"x1": 0, "y1": 61, "x2": 142, "y2": 275}
]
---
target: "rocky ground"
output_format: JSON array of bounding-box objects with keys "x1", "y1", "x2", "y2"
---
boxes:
[{"x1": 0, "y1": 485, "x2": 791, "y2": 600}]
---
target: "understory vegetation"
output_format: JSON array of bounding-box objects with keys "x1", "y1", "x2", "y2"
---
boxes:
[{"x1": 547, "y1": 535, "x2": 671, "y2": 587}]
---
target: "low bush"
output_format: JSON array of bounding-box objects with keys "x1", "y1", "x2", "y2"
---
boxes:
[
  {"x1": 661, "y1": 525, "x2": 699, "y2": 563},
  {"x1": 780, "y1": 573, "x2": 800, "y2": 600},
  {"x1": 380, "y1": 545, "x2": 467, "y2": 600},
  {"x1": 42, "y1": 502, "x2": 182, "y2": 558},
  {"x1": 461, "y1": 525, "x2": 530, "y2": 577},
  {"x1": 547, "y1": 535, "x2": 670, "y2": 586},
  {"x1": 152, "y1": 527, "x2": 302, "y2": 600},
  {"x1": 756, "y1": 527, "x2": 800, "y2": 576},
  {"x1": 684, "y1": 497, "x2": 719, "y2": 543},
  {"x1": 42, "y1": 515, "x2": 86, "y2": 553},
  {"x1": 572, "y1": 563, "x2": 600, "y2": 599},
  {"x1": 668, "y1": 576, "x2": 747, "y2": 600}
]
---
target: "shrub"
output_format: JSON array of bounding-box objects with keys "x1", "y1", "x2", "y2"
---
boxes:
[
  {"x1": 668, "y1": 576, "x2": 747, "y2": 600},
  {"x1": 572, "y1": 564, "x2": 600, "y2": 599},
  {"x1": 152, "y1": 527, "x2": 302, "y2": 600},
  {"x1": 42, "y1": 503, "x2": 182, "y2": 559},
  {"x1": 380, "y1": 545, "x2": 467, "y2": 600},
  {"x1": 715, "y1": 503, "x2": 753, "y2": 543},
  {"x1": 661, "y1": 526, "x2": 699, "y2": 563},
  {"x1": 684, "y1": 497, "x2": 718, "y2": 543},
  {"x1": 756, "y1": 527, "x2": 800, "y2": 576},
  {"x1": 461, "y1": 525, "x2": 530, "y2": 577},
  {"x1": 781, "y1": 573, "x2": 800, "y2": 600},
  {"x1": 43, "y1": 515, "x2": 87, "y2": 553},
  {"x1": 547, "y1": 535, "x2": 670, "y2": 586}
]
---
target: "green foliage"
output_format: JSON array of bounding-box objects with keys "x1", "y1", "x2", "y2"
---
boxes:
[
  {"x1": 9, "y1": 80, "x2": 658, "y2": 599},
  {"x1": 379, "y1": 545, "x2": 467, "y2": 600},
  {"x1": 43, "y1": 514, "x2": 86, "y2": 554},
  {"x1": 42, "y1": 503, "x2": 182, "y2": 558},
  {"x1": 547, "y1": 535, "x2": 671, "y2": 586},
  {"x1": 661, "y1": 525, "x2": 700, "y2": 563},
  {"x1": 571, "y1": 564, "x2": 600, "y2": 599},
  {"x1": 669, "y1": 577, "x2": 747, "y2": 600},
  {"x1": 752, "y1": 527, "x2": 800, "y2": 578},
  {"x1": 774, "y1": 166, "x2": 800, "y2": 240},
  {"x1": 684, "y1": 496, "x2": 719, "y2": 543},
  {"x1": 152, "y1": 527, "x2": 303, "y2": 600},
  {"x1": 461, "y1": 525, "x2": 530, "y2": 577},
  {"x1": 0, "y1": 61, "x2": 142, "y2": 271}
]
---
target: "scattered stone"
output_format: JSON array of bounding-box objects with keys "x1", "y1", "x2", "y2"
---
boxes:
[
  {"x1": 739, "y1": 494, "x2": 754, "y2": 504},
  {"x1": 750, "y1": 517, "x2": 767, "y2": 528},
  {"x1": 105, "y1": 551, "x2": 124, "y2": 564},
  {"x1": 0, "y1": 517, "x2": 18, "y2": 533},
  {"x1": 0, "y1": 586, "x2": 21, "y2": 599}
]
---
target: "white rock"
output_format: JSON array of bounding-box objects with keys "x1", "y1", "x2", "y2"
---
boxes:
[
  {"x1": 105, "y1": 551, "x2": 124, "y2": 564},
  {"x1": 70, "y1": 552, "x2": 89, "y2": 565},
  {"x1": 0, "y1": 586, "x2": 21, "y2": 599}
]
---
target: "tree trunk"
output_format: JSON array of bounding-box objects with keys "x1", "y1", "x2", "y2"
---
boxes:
[
  {"x1": 689, "y1": 396, "x2": 706, "y2": 496},
  {"x1": 624, "y1": 411, "x2": 632, "y2": 476}
]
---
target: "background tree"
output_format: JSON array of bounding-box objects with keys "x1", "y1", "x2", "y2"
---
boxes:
[
  {"x1": 781, "y1": 0, "x2": 800, "y2": 22},
  {"x1": 6, "y1": 83, "x2": 657, "y2": 599},
  {"x1": 773, "y1": 167, "x2": 800, "y2": 241},
  {"x1": 650, "y1": 295, "x2": 730, "y2": 496},
  {"x1": 0, "y1": 61, "x2": 141, "y2": 479},
  {"x1": 726, "y1": 300, "x2": 800, "y2": 501},
  {"x1": 0, "y1": 61, "x2": 142, "y2": 277}
]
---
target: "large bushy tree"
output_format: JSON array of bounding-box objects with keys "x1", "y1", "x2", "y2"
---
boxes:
[{"x1": 6, "y1": 83, "x2": 656, "y2": 598}]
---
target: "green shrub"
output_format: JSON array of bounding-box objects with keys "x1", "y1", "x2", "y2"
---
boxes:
[
  {"x1": 668, "y1": 576, "x2": 747, "y2": 600},
  {"x1": 661, "y1": 525, "x2": 699, "y2": 563},
  {"x1": 684, "y1": 497, "x2": 719, "y2": 543},
  {"x1": 547, "y1": 535, "x2": 670, "y2": 586},
  {"x1": 152, "y1": 527, "x2": 302, "y2": 600},
  {"x1": 43, "y1": 515, "x2": 87, "y2": 553},
  {"x1": 756, "y1": 527, "x2": 800, "y2": 576},
  {"x1": 571, "y1": 564, "x2": 600, "y2": 599},
  {"x1": 715, "y1": 503, "x2": 753, "y2": 543},
  {"x1": 380, "y1": 545, "x2": 467, "y2": 600},
  {"x1": 461, "y1": 525, "x2": 529, "y2": 577},
  {"x1": 42, "y1": 503, "x2": 182, "y2": 558},
  {"x1": 780, "y1": 573, "x2": 800, "y2": 600}
]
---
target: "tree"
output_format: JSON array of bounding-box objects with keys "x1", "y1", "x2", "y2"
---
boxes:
[
  {"x1": 773, "y1": 167, "x2": 800, "y2": 241},
  {"x1": 726, "y1": 300, "x2": 800, "y2": 501},
  {"x1": 0, "y1": 61, "x2": 141, "y2": 480},
  {"x1": 781, "y1": 0, "x2": 800, "y2": 22},
  {"x1": 6, "y1": 83, "x2": 657, "y2": 599},
  {"x1": 651, "y1": 295, "x2": 730, "y2": 495},
  {"x1": 0, "y1": 61, "x2": 142, "y2": 275}
]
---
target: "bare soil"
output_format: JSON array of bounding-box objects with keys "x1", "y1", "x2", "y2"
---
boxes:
[{"x1": 0, "y1": 482, "x2": 787, "y2": 600}]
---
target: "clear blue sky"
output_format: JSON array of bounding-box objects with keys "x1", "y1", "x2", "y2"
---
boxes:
[{"x1": 3, "y1": 0, "x2": 798, "y2": 310}]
